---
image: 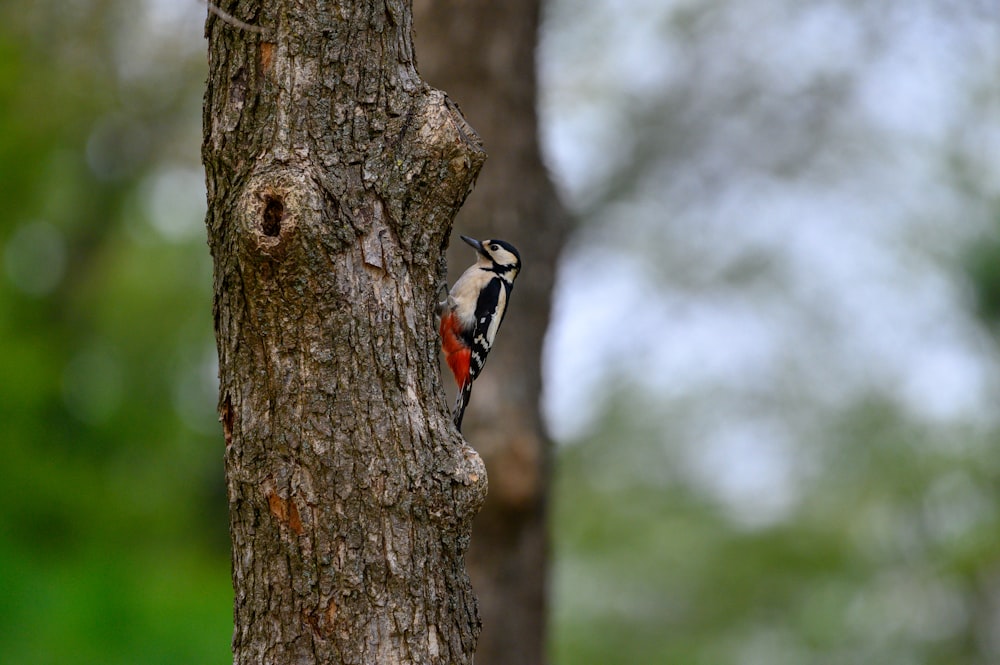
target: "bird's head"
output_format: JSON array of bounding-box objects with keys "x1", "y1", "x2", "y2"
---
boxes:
[{"x1": 461, "y1": 235, "x2": 521, "y2": 279}]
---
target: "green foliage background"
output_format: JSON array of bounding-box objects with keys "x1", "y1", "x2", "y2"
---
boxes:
[
  {"x1": 0, "y1": 3, "x2": 230, "y2": 662},
  {"x1": 2, "y1": 1, "x2": 1000, "y2": 664},
  {"x1": 541, "y1": 2, "x2": 1000, "y2": 664}
]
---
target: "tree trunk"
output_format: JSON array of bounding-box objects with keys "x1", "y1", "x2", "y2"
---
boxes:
[
  {"x1": 414, "y1": 2, "x2": 568, "y2": 664},
  {"x1": 203, "y1": 2, "x2": 490, "y2": 663}
]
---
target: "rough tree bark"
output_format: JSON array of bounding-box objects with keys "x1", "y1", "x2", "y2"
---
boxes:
[
  {"x1": 414, "y1": 2, "x2": 568, "y2": 664},
  {"x1": 203, "y1": 2, "x2": 491, "y2": 663}
]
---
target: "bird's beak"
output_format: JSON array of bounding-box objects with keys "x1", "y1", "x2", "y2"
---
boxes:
[{"x1": 460, "y1": 235, "x2": 486, "y2": 256}]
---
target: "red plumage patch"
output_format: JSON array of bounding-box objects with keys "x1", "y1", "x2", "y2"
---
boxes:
[{"x1": 439, "y1": 312, "x2": 471, "y2": 388}]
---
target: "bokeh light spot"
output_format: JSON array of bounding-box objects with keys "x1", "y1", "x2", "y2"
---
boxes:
[{"x1": 3, "y1": 220, "x2": 67, "y2": 296}]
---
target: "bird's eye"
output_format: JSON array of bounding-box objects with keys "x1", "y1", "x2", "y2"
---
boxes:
[{"x1": 490, "y1": 244, "x2": 499, "y2": 251}]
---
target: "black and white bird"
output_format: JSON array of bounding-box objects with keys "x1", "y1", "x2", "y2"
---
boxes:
[{"x1": 439, "y1": 235, "x2": 522, "y2": 431}]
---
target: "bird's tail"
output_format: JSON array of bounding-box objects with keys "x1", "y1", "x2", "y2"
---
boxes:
[{"x1": 453, "y1": 380, "x2": 473, "y2": 432}]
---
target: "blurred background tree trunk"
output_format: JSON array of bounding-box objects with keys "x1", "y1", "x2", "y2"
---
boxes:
[
  {"x1": 414, "y1": 2, "x2": 569, "y2": 664},
  {"x1": 204, "y1": 1, "x2": 490, "y2": 662}
]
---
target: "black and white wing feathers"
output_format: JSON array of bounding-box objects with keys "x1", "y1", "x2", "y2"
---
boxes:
[{"x1": 468, "y1": 276, "x2": 511, "y2": 381}]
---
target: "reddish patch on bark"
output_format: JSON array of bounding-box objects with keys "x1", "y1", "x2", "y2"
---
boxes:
[
  {"x1": 267, "y1": 492, "x2": 304, "y2": 535},
  {"x1": 302, "y1": 609, "x2": 322, "y2": 639},
  {"x1": 302, "y1": 598, "x2": 338, "y2": 639},
  {"x1": 220, "y1": 394, "x2": 234, "y2": 446},
  {"x1": 260, "y1": 42, "x2": 275, "y2": 74},
  {"x1": 287, "y1": 500, "x2": 303, "y2": 534},
  {"x1": 267, "y1": 491, "x2": 285, "y2": 520}
]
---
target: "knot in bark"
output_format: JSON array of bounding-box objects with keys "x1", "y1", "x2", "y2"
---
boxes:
[
  {"x1": 238, "y1": 166, "x2": 326, "y2": 261},
  {"x1": 371, "y1": 89, "x2": 487, "y2": 264}
]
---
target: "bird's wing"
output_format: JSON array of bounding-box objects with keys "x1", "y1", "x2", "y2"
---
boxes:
[{"x1": 469, "y1": 277, "x2": 507, "y2": 379}]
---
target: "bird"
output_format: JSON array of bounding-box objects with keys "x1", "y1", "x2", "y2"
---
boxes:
[{"x1": 439, "y1": 235, "x2": 522, "y2": 432}]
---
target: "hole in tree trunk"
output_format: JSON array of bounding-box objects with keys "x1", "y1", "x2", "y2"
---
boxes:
[{"x1": 262, "y1": 196, "x2": 284, "y2": 237}]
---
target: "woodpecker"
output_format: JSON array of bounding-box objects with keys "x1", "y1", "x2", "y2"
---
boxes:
[{"x1": 439, "y1": 235, "x2": 522, "y2": 431}]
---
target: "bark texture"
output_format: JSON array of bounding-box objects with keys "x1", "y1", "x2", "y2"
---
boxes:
[
  {"x1": 203, "y1": 2, "x2": 489, "y2": 663},
  {"x1": 414, "y1": 2, "x2": 568, "y2": 664}
]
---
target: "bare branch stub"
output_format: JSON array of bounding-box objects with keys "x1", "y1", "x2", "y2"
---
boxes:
[{"x1": 203, "y1": 1, "x2": 267, "y2": 35}]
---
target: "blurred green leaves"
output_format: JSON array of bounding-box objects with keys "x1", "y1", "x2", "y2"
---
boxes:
[
  {"x1": 543, "y1": 1, "x2": 1000, "y2": 664},
  {"x1": 552, "y1": 397, "x2": 1000, "y2": 665},
  {"x1": 0, "y1": 2, "x2": 228, "y2": 662}
]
